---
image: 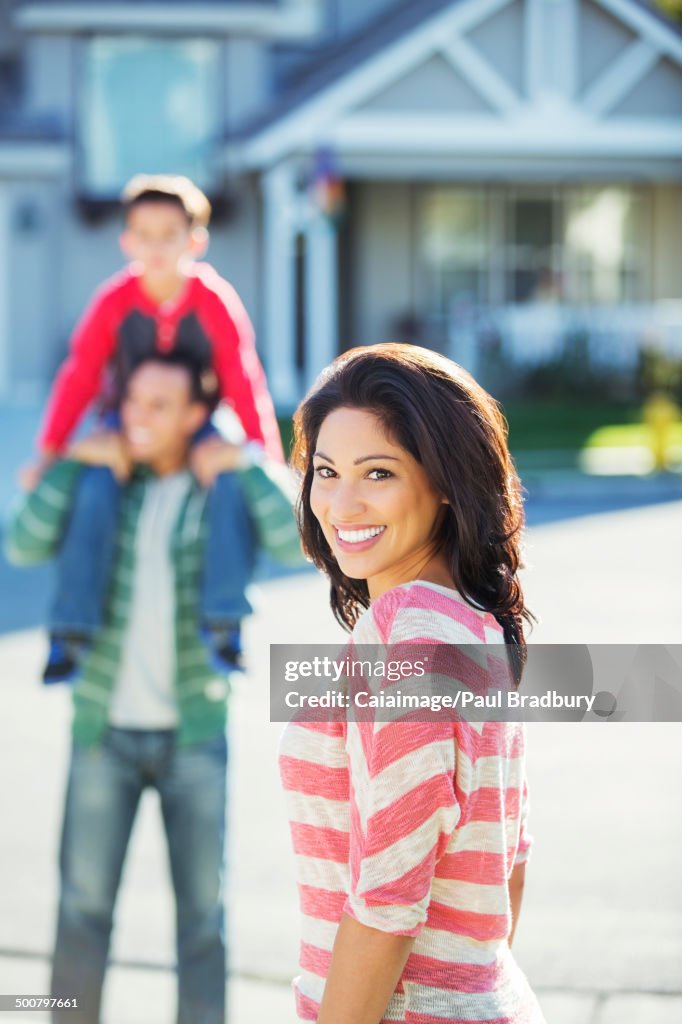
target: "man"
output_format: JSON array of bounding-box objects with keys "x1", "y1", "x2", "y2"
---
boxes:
[{"x1": 5, "y1": 350, "x2": 299, "y2": 1024}]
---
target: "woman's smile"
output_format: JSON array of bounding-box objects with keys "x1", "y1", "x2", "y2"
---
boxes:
[{"x1": 333, "y1": 524, "x2": 386, "y2": 551}]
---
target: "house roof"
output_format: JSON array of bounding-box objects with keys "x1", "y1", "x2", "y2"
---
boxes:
[
  {"x1": 13, "y1": 0, "x2": 276, "y2": 6},
  {"x1": 236, "y1": 0, "x2": 679, "y2": 167},
  {"x1": 237, "y1": 0, "x2": 460, "y2": 139},
  {"x1": 12, "y1": 0, "x2": 310, "y2": 37}
]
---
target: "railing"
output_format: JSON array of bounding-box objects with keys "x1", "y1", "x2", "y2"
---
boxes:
[{"x1": 446, "y1": 302, "x2": 682, "y2": 375}]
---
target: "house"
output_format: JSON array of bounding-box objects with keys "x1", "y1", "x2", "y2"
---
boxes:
[{"x1": 0, "y1": 0, "x2": 681, "y2": 407}]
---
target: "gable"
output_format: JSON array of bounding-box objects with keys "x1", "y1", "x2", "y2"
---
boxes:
[
  {"x1": 240, "y1": 0, "x2": 682, "y2": 168},
  {"x1": 610, "y1": 56, "x2": 682, "y2": 117},
  {"x1": 579, "y1": 1, "x2": 639, "y2": 92},
  {"x1": 358, "y1": 53, "x2": 495, "y2": 115},
  {"x1": 466, "y1": 0, "x2": 525, "y2": 96}
]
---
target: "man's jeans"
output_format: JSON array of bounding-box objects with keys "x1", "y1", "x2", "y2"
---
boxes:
[
  {"x1": 51, "y1": 463, "x2": 256, "y2": 636},
  {"x1": 50, "y1": 728, "x2": 228, "y2": 1024}
]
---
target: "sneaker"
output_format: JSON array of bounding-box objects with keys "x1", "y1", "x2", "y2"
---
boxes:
[
  {"x1": 42, "y1": 633, "x2": 89, "y2": 685},
  {"x1": 202, "y1": 624, "x2": 245, "y2": 674}
]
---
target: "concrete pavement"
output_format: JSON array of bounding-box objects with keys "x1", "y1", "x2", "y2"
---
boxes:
[{"x1": 1, "y1": 496, "x2": 681, "y2": 1022}]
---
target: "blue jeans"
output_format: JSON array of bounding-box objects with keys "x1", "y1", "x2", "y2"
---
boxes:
[
  {"x1": 51, "y1": 431, "x2": 256, "y2": 635},
  {"x1": 50, "y1": 727, "x2": 228, "y2": 1024}
]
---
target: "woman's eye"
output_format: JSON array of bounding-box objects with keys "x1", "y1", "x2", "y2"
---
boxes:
[
  {"x1": 368, "y1": 468, "x2": 393, "y2": 480},
  {"x1": 313, "y1": 465, "x2": 336, "y2": 479}
]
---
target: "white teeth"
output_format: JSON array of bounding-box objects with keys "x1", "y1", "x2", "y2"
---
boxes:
[{"x1": 337, "y1": 526, "x2": 385, "y2": 544}]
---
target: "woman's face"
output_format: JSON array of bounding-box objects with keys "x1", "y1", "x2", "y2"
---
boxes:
[{"x1": 310, "y1": 406, "x2": 448, "y2": 599}]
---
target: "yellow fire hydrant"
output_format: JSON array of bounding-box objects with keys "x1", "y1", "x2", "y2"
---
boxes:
[{"x1": 643, "y1": 391, "x2": 679, "y2": 471}]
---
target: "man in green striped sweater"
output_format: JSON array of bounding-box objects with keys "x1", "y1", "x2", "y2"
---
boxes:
[{"x1": 5, "y1": 350, "x2": 300, "y2": 1024}]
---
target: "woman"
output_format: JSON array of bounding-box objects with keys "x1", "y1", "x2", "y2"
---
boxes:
[{"x1": 279, "y1": 344, "x2": 546, "y2": 1024}]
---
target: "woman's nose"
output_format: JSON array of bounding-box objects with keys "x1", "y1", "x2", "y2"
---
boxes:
[{"x1": 330, "y1": 481, "x2": 366, "y2": 520}]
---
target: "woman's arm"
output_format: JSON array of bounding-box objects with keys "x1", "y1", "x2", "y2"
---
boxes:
[
  {"x1": 508, "y1": 861, "x2": 526, "y2": 947},
  {"x1": 509, "y1": 775, "x2": 532, "y2": 947},
  {"x1": 316, "y1": 913, "x2": 415, "y2": 1024}
]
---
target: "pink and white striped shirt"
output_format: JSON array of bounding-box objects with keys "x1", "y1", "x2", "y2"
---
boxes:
[{"x1": 279, "y1": 580, "x2": 545, "y2": 1024}]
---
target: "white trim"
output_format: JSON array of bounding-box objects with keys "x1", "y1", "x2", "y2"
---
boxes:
[
  {"x1": 583, "y1": 38, "x2": 661, "y2": 117},
  {"x1": 0, "y1": 185, "x2": 9, "y2": 398},
  {"x1": 328, "y1": 111, "x2": 682, "y2": 156},
  {"x1": 262, "y1": 162, "x2": 300, "y2": 407},
  {"x1": 312, "y1": 151, "x2": 681, "y2": 179},
  {"x1": 553, "y1": 0, "x2": 579, "y2": 101},
  {"x1": 241, "y1": 0, "x2": 514, "y2": 166},
  {"x1": 524, "y1": 0, "x2": 544, "y2": 102},
  {"x1": 524, "y1": 0, "x2": 579, "y2": 102},
  {"x1": 593, "y1": 0, "x2": 682, "y2": 66},
  {"x1": 0, "y1": 142, "x2": 70, "y2": 176},
  {"x1": 14, "y1": 1, "x2": 320, "y2": 39},
  {"x1": 304, "y1": 214, "x2": 338, "y2": 389},
  {"x1": 439, "y1": 35, "x2": 521, "y2": 114}
]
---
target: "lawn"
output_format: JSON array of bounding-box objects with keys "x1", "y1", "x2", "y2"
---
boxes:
[
  {"x1": 584, "y1": 423, "x2": 682, "y2": 449},
  {"x1": 499, "y1": 400, "x2": 646, "y2": 452}
]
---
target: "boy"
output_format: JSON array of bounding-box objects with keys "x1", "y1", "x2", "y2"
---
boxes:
[{"x1": 25, "y1": 174, "x2": 283, "y2": 680}]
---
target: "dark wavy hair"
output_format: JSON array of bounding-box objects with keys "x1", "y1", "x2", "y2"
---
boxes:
[{"x1": 291, "y1": 344, "x2": 534, "y2": 683}]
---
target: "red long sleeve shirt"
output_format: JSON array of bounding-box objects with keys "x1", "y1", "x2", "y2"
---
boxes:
[{"x1": 39, "y1": 264, "x2": 284, "y2": 462}]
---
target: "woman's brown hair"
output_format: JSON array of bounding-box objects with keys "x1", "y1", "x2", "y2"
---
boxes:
[{"x1": 291, "y1": 343, "x2": 534, "y2": 682}]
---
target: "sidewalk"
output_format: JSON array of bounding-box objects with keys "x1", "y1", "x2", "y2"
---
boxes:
[{"x1": 1, "y1": 531, "x2": 682, "y2": 1023}]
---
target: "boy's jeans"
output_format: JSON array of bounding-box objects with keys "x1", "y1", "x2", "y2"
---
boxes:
[
  {"x1": 51, "y1": 440, "x2": 256, "y2": 636},
  {"x1": 51, "y1": 727, "x2": 228, "y2": 1024}
]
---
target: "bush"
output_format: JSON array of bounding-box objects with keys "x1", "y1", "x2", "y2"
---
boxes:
[
  {"x1": 515, "y1": 330, "x2": 614, "y2": 400},
  {"x1": 636, "y1": 347, "x2": 682, "y2": 402}
]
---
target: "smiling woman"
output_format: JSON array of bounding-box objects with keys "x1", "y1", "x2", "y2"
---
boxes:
[
  {"x1": 292, "y1": 343, "x2": 531, "y2": 659},
  {"x1": 280, "y1": 343, "x2": 545, "y2": 1024}
]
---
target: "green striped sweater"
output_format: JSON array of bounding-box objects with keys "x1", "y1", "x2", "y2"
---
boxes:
[{"x1": 4, "y1": 459, "x2": 302, "y2": 747}]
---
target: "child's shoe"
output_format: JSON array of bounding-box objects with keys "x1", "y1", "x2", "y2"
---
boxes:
[
  {"x1": 202, "y1": 623, "x2": 245, "y2": 674},
  {"x1": 42, "y1": 632, "x2": 89, "y2": 685}
]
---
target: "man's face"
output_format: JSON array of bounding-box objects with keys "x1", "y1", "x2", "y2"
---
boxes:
[
  {"x1": 121, "y1": 362, "x2": 206, "y2": 466},
  {"x1": 120, "y1": 201, "x2": 200, "y2": 281}
]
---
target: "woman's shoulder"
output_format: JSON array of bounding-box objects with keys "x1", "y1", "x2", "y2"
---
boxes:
[{"x1": 353, "y1": 580, "x2": 504, "y2": 647}]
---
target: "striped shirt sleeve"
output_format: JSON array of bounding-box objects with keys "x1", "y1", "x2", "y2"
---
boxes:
[
  {"x1": 344, "y1": 716, "x2": 461, "y2": 937},
  {"x1": 343, "y1": 589, "x2": 462, "y2": 936},
  {"x1": 236, "y1": 462, "x2": 303, "y2": 566}
]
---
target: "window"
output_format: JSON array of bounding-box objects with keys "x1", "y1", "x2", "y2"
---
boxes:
[
  {"x1": 416, "y1": 184, "x2": 649, "y2": 345},
  {"x1": 78, "y1": 37, "x2": 223, "y2": 198},
  {"x1": 565, "y1": 187, "x2": 647, "y2": 304},
  {"x1": 419, "y1": 188, "x2": 489, "y2": 311},
  {"x1": 505, "y1": 192, "x2": 562, "y2": 304}
]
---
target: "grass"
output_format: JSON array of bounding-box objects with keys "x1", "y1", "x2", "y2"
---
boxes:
[
  {"x1": 584, "y1": 423, "x2": 682, "y2": 449},
  {"x1": 499, "y1": 400, "x2": 644, "y2": 452}
]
